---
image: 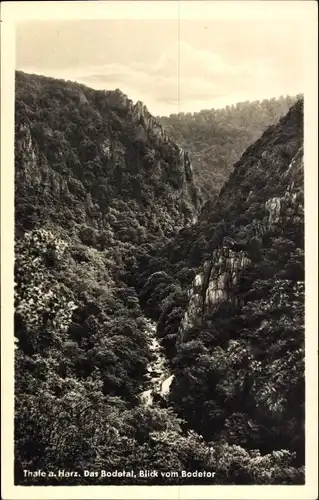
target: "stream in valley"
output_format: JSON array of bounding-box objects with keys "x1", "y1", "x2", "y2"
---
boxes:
[{"x1": 140, "y1": 320, "x2": 174, "y2": 406}]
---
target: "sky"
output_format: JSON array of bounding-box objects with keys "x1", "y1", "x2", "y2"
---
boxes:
[{"x1": 14, "y1": 1, "x2": 311, "y2": 116}]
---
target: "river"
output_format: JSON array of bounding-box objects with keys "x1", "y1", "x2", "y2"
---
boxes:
[{"x1": 140, "y1": 320, "x2": 174, "y2": 406}]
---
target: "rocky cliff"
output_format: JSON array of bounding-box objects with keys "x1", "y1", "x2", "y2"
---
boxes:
[
  {"x1": 179, "y1": 100, "x2": 303, "y2": 336},
  {"x1": 15, "y1": 71, "x2": 201, "y2": 241},
  {"x1": 167, "y1": 100, "x2": 304, "y2": 465}
]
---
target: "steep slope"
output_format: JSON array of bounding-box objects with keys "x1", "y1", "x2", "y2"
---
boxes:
[
  {"x1": 158, "y1": 95, "x2": 301, "y2": 198},
  {"x1": 179, "y1": 99, "x2": 304, "y2": 332},
  {"x1": 15, "y1": 71, "x2": 200, "y2": 241},
  {"x1": 14, "y1": 70, "x2": 201, "y2": 403},
  {"x1": 14, "y1": 72, "x2": 211, "y2": 485},
  {"x1": 171, "y1": 99, "x2": 304, "y2": 467}
]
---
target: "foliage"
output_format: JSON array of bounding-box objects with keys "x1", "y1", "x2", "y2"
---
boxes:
[{"x1": 159, "y1": 95, "x2": 301, "y2": 198}]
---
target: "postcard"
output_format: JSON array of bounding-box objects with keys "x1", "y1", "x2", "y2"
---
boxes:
[{"x1": 1, "y1": 1, "x2": 318, "y2": 499}]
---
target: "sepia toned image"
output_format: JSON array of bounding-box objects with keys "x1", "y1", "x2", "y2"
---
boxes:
[{"x1": 1, "y1": 1, "x2": 318, "y2": 498}]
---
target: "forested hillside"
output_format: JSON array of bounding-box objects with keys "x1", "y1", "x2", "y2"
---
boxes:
[
  {"x1": 129, "y1": 99, "x2": 305, "y2": 481},
  {"x1": 159, "y1": 95, "x2": 301, "y2": 197},
  {"x1": 14, "y1": 71, "x2": 205, "y2": 485},
  {"x1": 14, "y1": 71, "x2": 304, "y2": 485}
]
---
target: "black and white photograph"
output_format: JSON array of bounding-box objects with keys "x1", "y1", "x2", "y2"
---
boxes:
[{"x1": 1, "y1": 1, "x2": 318, "y2": 498}]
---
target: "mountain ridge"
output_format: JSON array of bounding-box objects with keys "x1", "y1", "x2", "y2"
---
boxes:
[{"x1": 15, "y1": 70, "x2": 201, "y2": 240}]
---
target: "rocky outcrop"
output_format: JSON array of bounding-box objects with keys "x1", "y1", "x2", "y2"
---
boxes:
[
  {"x1": 92, "y1": 88, "x2": 195, "y2": 188},
  {"x1": 178, "y1": 100, "x2": 304, "y2": 340},
  {"x1": 130, "y1": 99, "x2": 195, "y2": 189},
  {"x1": 15, "y1": 71, "x2": 201, "y2": 237},
  {"x1": 164, "y1": 100, "x2": 305, "y2": 468}
]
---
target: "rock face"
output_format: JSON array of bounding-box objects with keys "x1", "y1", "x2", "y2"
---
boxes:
[
  {"x1": 15, "y1": 71, "x2": 201, "y2": 239},
  {"x1": 178, "y1": 100, "x2": 304, "y2": 340},
  {"x1": 166, "y1": 100, "x2": 304, "y2": 465}
]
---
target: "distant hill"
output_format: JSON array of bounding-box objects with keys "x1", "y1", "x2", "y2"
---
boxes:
[{"x1": 158, "y1": 95, "x2": 302, "y2": 198}]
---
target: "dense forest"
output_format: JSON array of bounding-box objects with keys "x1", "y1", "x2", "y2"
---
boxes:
[
  {"x1": 159, "y1": 95, "x2": 302, "y2": 197},
  {"x1": 14, "y1": 71, "x2": 304, "y2": 485}
]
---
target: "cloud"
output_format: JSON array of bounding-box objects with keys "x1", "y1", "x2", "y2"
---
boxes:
[
  {"x1": 140, "y1": 42, "x2": 278, "y2": 109},
  {"x1": 74, "y1": 43, "x2": 258, "y2": 110},
  {"x1": 17, "y1": 28, "x2": 304, "y2": 116},
  {"x1": 180, "y1": 42, "x2": 246, "y2": 77}
]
